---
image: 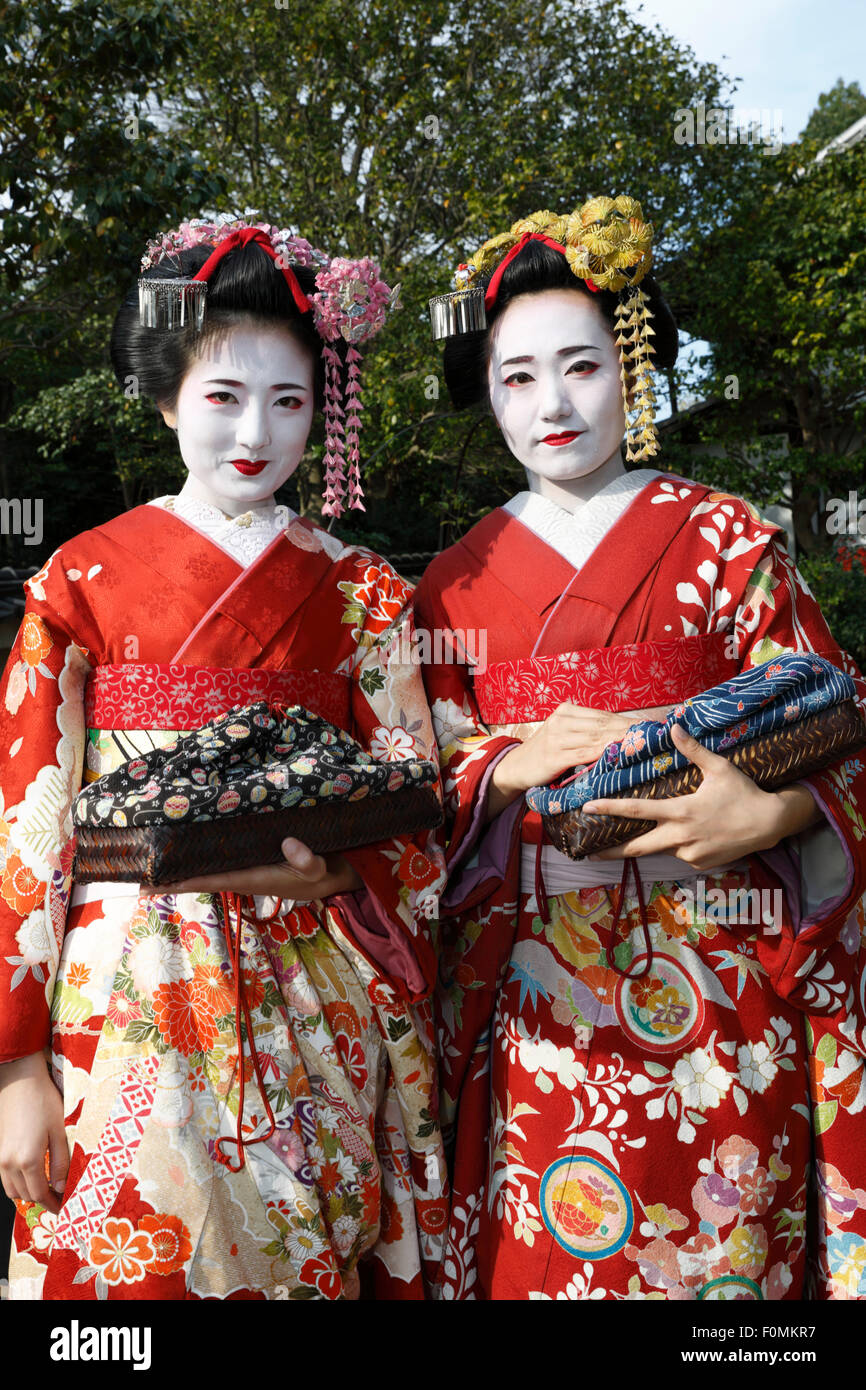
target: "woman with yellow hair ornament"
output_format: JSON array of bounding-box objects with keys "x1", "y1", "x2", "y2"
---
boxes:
[{"x1": 417, "y1": 196, "x2": 866, "y2": 1301}]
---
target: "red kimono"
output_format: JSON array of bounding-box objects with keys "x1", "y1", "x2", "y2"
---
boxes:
[
  {"x1": 414, "y1": 470, "x2": 866, "y2": 1301},
  {"x1": 1, "y1": 497, "x2": 448, "y2": 1300}
]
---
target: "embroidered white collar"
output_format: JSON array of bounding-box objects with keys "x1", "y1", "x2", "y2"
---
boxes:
[
  {"x1": 148, "y1": 493, "x2": 296, "y2": 569},
  {"x1": 503, "y1": 468, "x2": 664, "y2": 572}
]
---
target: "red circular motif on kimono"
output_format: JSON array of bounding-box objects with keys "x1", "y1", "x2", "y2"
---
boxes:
[
  {"x1": 539, "y1": 1156, "x2": 633, "y2": 1261},
  {"x1": 398, "y1": 844, "x2": 440, "y2": 890},
  {"x1": 379, "y1": 1191, "x2": 404, "y2": 1245},
  {"x1": 614, "y1": 953, "x2": 704, "y2": 1054},
  {"x1": 415, "y1": 1198, "x2": 447, "y2": 1235}
]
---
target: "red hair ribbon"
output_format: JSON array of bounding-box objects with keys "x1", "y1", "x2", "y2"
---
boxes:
[
  {"x1": 192, "y1": 225, "x2": 312, "y2": 316},
  {"x1": 483, "y1": 230, "x2": 599, "y2": 310}
]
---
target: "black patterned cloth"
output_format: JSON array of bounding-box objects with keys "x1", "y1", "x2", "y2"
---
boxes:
[{"x1": 74, "y1": 702, "x2": 439, "y2": 829}]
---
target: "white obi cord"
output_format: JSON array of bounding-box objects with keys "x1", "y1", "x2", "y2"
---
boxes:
[
  {"x1": 519, "y1": 841, "x2": 710, "y2": 895},
  {"x1": 522, "y1": 830, "x2": 844, "y2": 920}
]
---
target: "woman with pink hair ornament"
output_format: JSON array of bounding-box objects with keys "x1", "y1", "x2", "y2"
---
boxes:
[{"x1": 0, "y1": 215, "x2": 449, "y2": 1301}]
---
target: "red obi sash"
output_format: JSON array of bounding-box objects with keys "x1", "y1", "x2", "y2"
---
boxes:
[
  {"x1": 474, "y1": 632, "x2": 734, "y2": 725},
  {"x1": 85, "y1": 663, "x2": 351, "y2": 731}
]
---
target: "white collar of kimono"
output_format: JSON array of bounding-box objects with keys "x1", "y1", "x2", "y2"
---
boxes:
[
  {"x1": 149, "y1": 492, "x2": 297, "y2": 570},
  {"x1": 504, "y1": 468, "x2": 665, "y2": 573}
]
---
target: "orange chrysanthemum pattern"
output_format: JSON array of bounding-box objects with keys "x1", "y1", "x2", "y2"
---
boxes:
[
  {"x1": 151, "y1": 979, "x2": 219, "y2": 1056},
  {"x1": 191, "y1": 962, "x2": 236, "y2": 1018}
]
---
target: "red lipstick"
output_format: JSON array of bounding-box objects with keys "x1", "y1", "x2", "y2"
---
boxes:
[
  {"x1": 230, "y1": 459, "x2": 269, "y2": 475},
  {"x1": 541, "y1": 432, "x2": 582, "y2": 446}
]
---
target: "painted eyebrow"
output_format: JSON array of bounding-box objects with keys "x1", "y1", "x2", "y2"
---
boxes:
[
  {"x1": 202, "y1": 378, "x2": 309, "y2": 390},
  {"x1": 500, "y1": 345, "x2": 601, "y2": 366}
]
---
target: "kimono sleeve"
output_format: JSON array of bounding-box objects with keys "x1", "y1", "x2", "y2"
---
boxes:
[
  {"x1": 413, "y1": 567, "x2": 523, "y2": 914},
  {"x1": 413, "y1": 565, "x2": 526, "y2": 1149},
  {"x1": 0, "y1": 561, "x2": 92, "y2": 1062},
  {"x1": 727, "y1": 528, "x2": 866, "y2": 1044},
  {"x1": 323, "y1": 556, "x2": 452, "y2": 1297},
  {"x1": 332, "y1": 554, "x2": 447, "y2": 1002}
]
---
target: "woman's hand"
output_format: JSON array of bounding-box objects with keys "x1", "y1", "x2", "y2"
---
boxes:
[
  {"x1": 584, "y1": 724, "x2": 823, "y2": 870},
  {"x1": 0, "y1": 1051, "x2": 68, "y2": 1215},
  {"x1": 487, "y1": 703, "x2": 669, "y2": 821},
  {"x1": 153, "y1": 837, "x2": 363, "y2": 900}
]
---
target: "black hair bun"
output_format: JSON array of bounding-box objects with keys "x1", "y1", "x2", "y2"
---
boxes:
[{"x1": 109, "y1": 240, "x2": 324, "y2": 412}]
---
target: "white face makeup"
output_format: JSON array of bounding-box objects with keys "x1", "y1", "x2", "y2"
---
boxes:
[
  {"x1": 487, "y1": 288, "x2": 627, "y2": 506},
  {"x1": 161, "y1": 321, "x2": 316, "y2": 517}
]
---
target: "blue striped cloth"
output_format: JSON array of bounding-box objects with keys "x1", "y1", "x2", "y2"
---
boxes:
[{"x1": 526, "y1": 653, "x2": 856, "y2": 817}]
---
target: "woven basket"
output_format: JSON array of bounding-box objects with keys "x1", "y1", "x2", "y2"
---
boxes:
[
  {"x1": 74, "y1": 782, "x2": 443, "y2": 887},
  {"x1": 543, "y1": 699, "x2": 866, "y2": 860}
]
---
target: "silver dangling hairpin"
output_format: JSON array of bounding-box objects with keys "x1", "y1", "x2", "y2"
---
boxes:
[
  {"x1": 138, "y1": 278, "x2": 208, "y2": 332},
  {"x1": 428, "y1": 286, "x2": 487, "y2": 340}
]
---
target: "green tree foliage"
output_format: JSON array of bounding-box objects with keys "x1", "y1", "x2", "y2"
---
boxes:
[
  {"x1": 0, "y1": 0, "x2": 225, "y2": 559},
  {"x1": 160, "y1": 0, "x2": 766, "y2": 548},
  {"x1": 9, "y1": 368, "x2": 183, "y2": 507},
  {"x1": 667, "y1": 135, "x2": 866, "y2": 555},
  {"x1": 799, "y1": 78, "x2": 866, "y2": 147},
  {"x1": 798, "y1": 545, "x2": 866, "y2": 670},
  {"x1": 661, "y1": 85, "x2": 866, "y2": 663},
  {"x1": 3, "y1": 0, "x2": 764, "y2": 558}
]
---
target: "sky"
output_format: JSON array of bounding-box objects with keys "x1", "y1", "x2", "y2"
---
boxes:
[{"x1": 629, "y1": 0, "x2": 866, "y2": 142}]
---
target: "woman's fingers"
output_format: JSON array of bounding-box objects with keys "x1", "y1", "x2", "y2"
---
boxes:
[
  {"x1": 0, "y1": 1055, "x2": 67, "y2": 1211},
  {"x1": 0, "y1": 1166, "x2": 21, "y2": 1203},
  {"x1": 2, "y1": 1126, "x2": 66, "y2": 1211},
  {"x1": 20, "y1": 1153, "x2": 60, "y2": 1213},
  {"x1": 279, "y1": 838, "x2": 327, "y2": 879},
  {"x1": 159, "y1": 868, "x2": 297, "y2": 896},
  {"x1": 582, "y1": 796, "x2": 674, "y2": 820},
  {"x1": 48, "y1": 1116, "x2": 69, "y2": 1200},
  {"x1": 668, "y1": 723, "x2": 731, "y2": 773},
  {"x1": 153, "y1": 839, "x2": 328, "y2": 897}
]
